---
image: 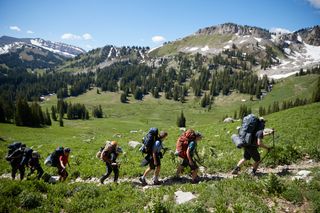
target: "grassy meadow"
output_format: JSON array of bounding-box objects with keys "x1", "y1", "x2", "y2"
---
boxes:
[{"x1": 0, "y1": 74, "x2": 320, "y2": 212}]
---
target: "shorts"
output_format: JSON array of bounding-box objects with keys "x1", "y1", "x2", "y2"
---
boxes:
[
  {"x1": 181, "y1": 158, "x2": 198, "y2": 171},
  {"x1": 243, "y1": 146, "x2": 260, "y2": 162},
  {"x1": 149, "y1": 155, "x2": 161, "y2": 170}
]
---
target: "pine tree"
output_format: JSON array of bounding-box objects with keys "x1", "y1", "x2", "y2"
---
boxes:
[
  {"x1": 311, "y1": 76, "x2": 320, "y2": 103},
  {"x1": 51, "y1": 106, "x2": 57, "y2": 121},
  {"x1": 45, "y1": 108, "x2": 52, "y2": 126},
  {"x1": 177, "y1": 111, "x2": 186, "y2": 127}
]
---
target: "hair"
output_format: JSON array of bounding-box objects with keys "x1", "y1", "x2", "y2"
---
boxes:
[
  {"x1": 159, "y1": 131, "x2": 168, "y2": 139},
  {"x1": 64, "y1": 147, "x2": 71, "y2": 153}
]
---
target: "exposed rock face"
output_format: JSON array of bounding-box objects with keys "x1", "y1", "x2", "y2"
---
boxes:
[
  {"x1": 196, "y1": 23, "x2": 271, "y2": 39},
  {"x1": 297, "y1": 25, "x2": 320, "y2": 46}
]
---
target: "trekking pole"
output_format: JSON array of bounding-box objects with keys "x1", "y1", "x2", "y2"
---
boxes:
[{"x1": 272, "y1": 129, "x2": 275, "y2": 167}]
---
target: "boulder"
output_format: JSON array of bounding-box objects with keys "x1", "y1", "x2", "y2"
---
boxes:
[
  {"x1": 174, "y1": 191, "x2": 196, "y2": 204},
  {"x1": 128, "y1": 141, "x2": 142, "y2": 148},
  {"x1": 223, "y1": 117, "x2": 234, "y2": 123}
]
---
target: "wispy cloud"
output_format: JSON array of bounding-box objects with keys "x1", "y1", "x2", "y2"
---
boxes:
[
  {"x1": 307, "y1": 0, "x2": 320, "y2": 9},
  {"x1": 61, "y1": 33, "x2": 93, "y2": 40},
  {"x1": 152, "y1": 35, "x2": 166, "y2": 43},
  {"x1": 270, "y1": 27, "x2": 291, "y2": 34},
  {"x1": 82, "y1": 33, "x2": 93, "y2": 40},
  {"x1": 27, "y1": 30, "x2": 34, "y2": 34},
  {"x1": 61, "y1": 33, "x2": 82, "y2": 40},
  {"x1": 9, "y1": 26, "x2": 21, "y2": 32}
]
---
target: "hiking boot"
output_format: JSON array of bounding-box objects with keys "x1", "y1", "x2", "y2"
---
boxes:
[
  {"x1": 250, "y1": 169, "x2": 257, "y2": 176},
  {"x1": 139, "y1": 176, "x2": 147, "y2": 185},
  {"x1": 100, "y1": 177, "x2": 105, "y2": 184},
  {"x1": 231, "y1": 166, "x2": 240, "y2": 175},
  {"x1": 153, "y1": 180, "x2": 161, "y2": 185},
  {"x1": 172, "y1": 176, "x2": 182, "y2": 181}
]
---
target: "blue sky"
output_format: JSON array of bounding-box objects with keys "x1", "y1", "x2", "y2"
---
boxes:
[{"x1": 0, "y1": 0, "x2": 319, "y2": 50}]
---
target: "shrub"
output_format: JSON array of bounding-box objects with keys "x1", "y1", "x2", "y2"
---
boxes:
[
  {"x1": 282, "y1": 182, "x2": 304, "y2": 204},
  {"x1": 264, "y1": 173, "x2": 285, "y2": 195},
  {"x1": 2, "y1": 182, "x2": 22, "y2": 197},
  {"x1": 20, "y1": 191, "x2": 43, "y2": 209}
]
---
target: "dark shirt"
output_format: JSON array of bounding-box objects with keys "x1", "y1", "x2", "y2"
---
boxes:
[{"x1": 252, "y1": 130, "x2": 264, "y2": 146}]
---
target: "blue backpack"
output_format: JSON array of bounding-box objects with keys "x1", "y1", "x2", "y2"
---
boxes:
[
  {"x1": 232, "y1": 114, "x2": 262, "y2": 148},
  {"x1": 140, "y1": 128, "x2": 159, "y2": 154}
]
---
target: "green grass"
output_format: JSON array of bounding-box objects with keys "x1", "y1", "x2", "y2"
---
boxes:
[
  {"x1": 150, "y1": 34, "x2": 234, "y2": 57},
  {"x1": 0, "y1": 74, "x2": 320, "y2": 212}
]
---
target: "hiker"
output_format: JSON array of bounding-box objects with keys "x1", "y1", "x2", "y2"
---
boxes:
[
  {"x1": 5, "y1": 142, "x2": 25, "y2": 180},
  {"x1": 139, "y1": 127, "x2": 159, "y2": 155},
  {"x1": 57, "y1": 147, "x2": 71, "y2": 182},
  {"x1": 175, "y1": 130, "x2": 203, "y2": 183},
  {"x1": 232, "y1": 117, "x2": 274, "y2": 175},
  {"x1": 99, "y1": 141, "x2": 122, "y2": 184},
  {"x1": 27, "y1": 151, "x2": 44, "y2": 180},
  {"x1": 139, "y1": 131, "x2": 168, "y2": 185}
]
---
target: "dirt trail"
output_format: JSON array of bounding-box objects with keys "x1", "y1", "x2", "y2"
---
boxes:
[{"x1": 1, "y1": 159, "x2": 319, "y2": 188}]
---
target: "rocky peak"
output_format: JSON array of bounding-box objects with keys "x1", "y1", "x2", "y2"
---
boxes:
[
  {"x1": 296, "y1": 25, "x2": 320, "y2": 46},
  {"x1": 196, "y1": 23, "x2": 271, "y2": 39}
]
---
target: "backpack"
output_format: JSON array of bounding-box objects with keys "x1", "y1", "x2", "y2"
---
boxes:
[
  {"x1": 45, "y1": 147, "x2": 64, "y2": 167},
  {"x1": 6, "y1": 142, "x2": 22, "y2": 161},
  {"x1": 175, "y1": 129, "x2": 196, "y2": 159},
  {"x1": 140, "y1": 128, "x2": 159, "y2": 154},
  {"x1": 99, "y1": 142, "x2": 117, "y2": 162},
  {"x1": 232, "y1": 114, "x2": 262, "y2": 148}
]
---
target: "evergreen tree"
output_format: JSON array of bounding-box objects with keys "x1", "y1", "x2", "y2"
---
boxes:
[
  {"x1": 177, "y1": 111, "x2": 186, "y2": 127},
  {"x1": 311, "y1": 76, "x2": 320, "y2": 103},
  {"x1": 45, "y1": 108, "x2": 52, "y2": 126},
  {"x1": 120, "y1": 93, "x2": 128, "y2": 103},
  {"x1": 51, "y1": 106, "x2": 57, "y2": 121}
]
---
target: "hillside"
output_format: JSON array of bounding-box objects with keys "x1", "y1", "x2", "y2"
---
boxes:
[
  {"x1": 0, "y1": 95, "x2": 319, "y2": 212},
  {"x1": 0, "y1": 36, "x2": 85, "y2": 69}
]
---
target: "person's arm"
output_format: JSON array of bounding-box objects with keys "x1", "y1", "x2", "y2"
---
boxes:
[
  {"x1": 187, "y1": 147, "x2": 194, "y2": 166},
  {"x1": 257, "y1": 138, "x2": 270, "y2": 150},
  {"x1": 59, "y1": 156, "x2": 65, "y2": 170}
]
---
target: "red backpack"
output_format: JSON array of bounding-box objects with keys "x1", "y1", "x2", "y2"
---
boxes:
[{"x1": 176, "y1": 129, "x2": 196, "y2": 159}]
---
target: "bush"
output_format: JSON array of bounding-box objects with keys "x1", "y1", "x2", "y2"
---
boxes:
[
  {"x1": 20, "y1": 191, "x2": 43, "y2": 209},
  {"x1": 282, "y1": 182, "x2": 304, "y2": 204},
  {"x1": 264, "y1": 173, "x2": 285, "y2": 195},
  {"x1": 2, "y1": 182, "x2": 22, "y2": 197}
]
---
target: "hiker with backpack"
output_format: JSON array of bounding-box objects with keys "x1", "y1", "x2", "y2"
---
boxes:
[
  {"x1": 56, "y1": 147, "x2": 71, "y2": 181},
  {"x1": 99, "y1": 141, "x2": 123, "y2": 184},
  {"x1": 27, "y1": 151, "x2": 44, "y2": 180},
  {"x1": 139, "y1": 131, "x2": 168, "y2": 185},
  {"x1": 5, "y1": 142, "x2": 26, "y2": 180},
  {"x1": 231, "y1": 116, "x2": 274, "y2": 175},
  {"x1": 175, "y1": 129, "x2": 203, "y2": 183}
]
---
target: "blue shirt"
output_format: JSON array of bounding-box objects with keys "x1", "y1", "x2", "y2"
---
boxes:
[
  {"x1": 153, "y1": 140, "x2": 163, "y2": 153},
  {"x1": 188, "y1": 141, "x2": 197, "y2": 156}
]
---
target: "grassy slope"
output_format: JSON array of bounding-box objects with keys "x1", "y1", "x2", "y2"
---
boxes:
[
  {"x1": 150, "y1": 34, "x2": 234, "y2": 57},
  {"x1": 0, "y1": 74, "x2": 320, "y2": 212}
]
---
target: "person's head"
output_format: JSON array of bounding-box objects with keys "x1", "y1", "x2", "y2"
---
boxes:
[
  {"x1": 64, "y1": 147, "x2": 71, "y2": 156},
  {"x1": 116, "y1": 147, "x2": 123, "y2": 154},
  {"x1": 159, "y1": 131, "x2": 168, "y2": 140},
  {"x1": 21, "y1": 144, "x2": 26, "y2": 150},
  {"x1": 32, "y1": 151, "x2": 40, "y2": 158},
  {"x1": 259, "y1": 117, "x2": 266, "y2": 129}
]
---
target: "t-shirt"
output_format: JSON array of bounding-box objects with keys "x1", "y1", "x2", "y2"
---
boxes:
[
  {"x1": 59, "y1": 155, "x2": 69, "y2": 166},
  {"x1": 188, "y1": 141, "x2": 197, "y2": 157},
  {"x1": 152, "y1": 140, "x2": 163, "y2": 154},
  {"x1": 252, "y1": 130, "x2": 264, "y2": 145}
]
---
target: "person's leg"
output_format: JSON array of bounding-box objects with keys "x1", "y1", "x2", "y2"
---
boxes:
[
  {"x1": 251, "y1": 148, "x2": 261, "y2": 175},
  {"x1": 37, "y1": 166, "x2": 44, "y2": 179},
  {"x1": 113, "y1": 165, "x2": 119, "y2": 182},
  {"x1": 100, "y1": 163, "x2": 112, "y2": 184},
  {"x1": 232, "y1": 148, "x2": 251, "y2": 174},
  {"x1": 11, "y1": 164, "x2": 17, "y2": 180},
  {"x1": 176, "y1": 158, "x2": 188, "y2": 177},
  {"x1": 19, "y1": 166, "x2": 25, "y2": 180}
]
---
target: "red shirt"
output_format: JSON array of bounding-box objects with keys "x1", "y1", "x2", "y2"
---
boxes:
[{"x1": 59, "y1": 155, "x2": 69, "y2": 166}]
